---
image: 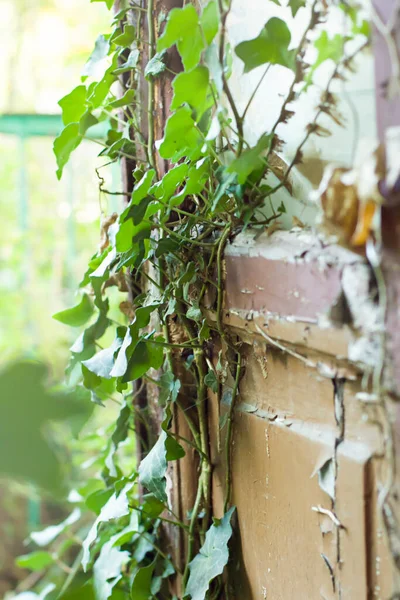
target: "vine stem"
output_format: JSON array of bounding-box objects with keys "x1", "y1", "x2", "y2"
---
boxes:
[
  {"x1": 264, "y1": 0, "x2": 319, "y2": 168},
  {"x1": 265, "y1": 38, "x2": 369, "y2": 199},
  {"x1": 216, "y1": 224, "x2": 232, "y2": 337},
  {"x1": 147, "y1": 0, "x2": 156, "y2": 168},
  {"x1": 224, "y1": 354, "x2": 242, "y2": 513},
  {"x1": 176, "y1": 398, "x2": 202, "y2": 451},
  {"x1": 223, "y1": 80, "x2": 244, "y2": 156},
  {"x1": 182, "y1": 477, "x2": 204, "y2": 588},
  {"x1": 177, "y1": 307, "x2": 213, "y2": 566},
  {"x1": 241, "y1": 64, "x2": 271, "y2": 121},
  {"x1": 169, "y1": 429, "x2": 208, "y2": 460},
  {"x1": 158, "y1": 223, "x2": 216, "y2": 247},
  {"x1": 217, "y1": 0, "x2": 244, "y2": 156},
  {"x1": 151, "y1": 338, "x2": 203, "y2": 349},
  {"x1": 129, "y1": 504, "x2": 188, "y2": 530}
]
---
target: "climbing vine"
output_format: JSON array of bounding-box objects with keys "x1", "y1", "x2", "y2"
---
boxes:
[{"x1": 15, "y1": 1, "x2": 370, "y2": 599}]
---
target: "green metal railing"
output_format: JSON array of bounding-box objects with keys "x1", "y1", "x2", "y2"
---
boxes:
[
  {"x1": 0, "y1": 114, "x2": 110, "y2": 531},
  {"x1": 0, "y1": 113, "x2": 108, "y2": 138}
]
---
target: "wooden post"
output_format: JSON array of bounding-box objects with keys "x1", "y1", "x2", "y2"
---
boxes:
[{"x1": 120, "y1": 2, "x2": 199, "y2": 593}]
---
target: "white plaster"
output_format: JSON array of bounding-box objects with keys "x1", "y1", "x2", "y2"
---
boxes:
[{"x1": 224, "y1": 0, "x2": 376, "y2": 225}]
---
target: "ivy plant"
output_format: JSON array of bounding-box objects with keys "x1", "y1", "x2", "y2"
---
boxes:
[{"x1": 12, "y1": 0, "x2": 369, "y2": 598}]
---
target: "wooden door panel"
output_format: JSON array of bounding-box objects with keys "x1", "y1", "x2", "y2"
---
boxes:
[{"x1": 206, "y1": 230, "x2": 399, "y2": 599}]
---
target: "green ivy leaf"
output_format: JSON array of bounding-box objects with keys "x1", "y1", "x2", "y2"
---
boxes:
[
  {"x1": 89, "y1": 249, "x2": 116, "y2": 312},
  {"x1": 151, "y1": 558, "x2": 175, "y2": 596},
  {"x1": 277, "y1": 200, "x2": 286, "y2": 214},
  {"x1": 141, "y1": 493, "x2": 165, "y2": 519},
  {"x1": 131, "y1": 561, "x2": 156, "y2": 600},
  {"x1": 131, "y1": 169, "x2": 156, "y2": 206},
  {"x1": 54, "y1": 123, "x2": 82, "y2": 180},
  {"x1": 82, "y1": 328, "x2": 126, "y2": 379},
  {"x1": 305, "y1": 31, "x2": 344, "y2": 85},
  {"x1": 112, "y1": 24, "x2": 136, "y2": 47},
  {"x1": 235, "y1": 17, "x2": 295, "y2": 73},
  {"x1": 0, "y1": 362, "x2": 91, "y2": 493},
  {"x1": 16, "y1": 551, "x2": 55, "y2": 572},
  {"x1": 199, "y1": 319, "x2": 210, "y2": 342},
  {"x1": 90, "y1": 0, "x2": 114, "y2": 9},
  {"x1": 186, "y1": 507, "x2": 236, "y2": 600},
  {"x1": 110, "y1": 328, "x2": 135, "y2": 378},
  {"x1": 105, "y1": 402, "x2": 131, "y2": 477},
  {"x1": 112, "y1": 7, "x2": 131, "y2": 25},
  {"x1": 85, "y1": 488, "x2": 114, "y2": 515},
  {"x1": 354, "y1": 19, "x2": 370, "y2": 37},
  {"x1": 139, "y1": 411, "x2": 185, "y2": 503},
  {"x1": 288, "y1": 0, "x2": 306, "y2": 17},
  {"x1": 204, "y1": 370, "x2": 218, "y2": 393},
  {"x1": 122, "y1": 340, "x2": 164, "y2": 382},
  {"x1": 145, "y1": 51, "x2": 167, "y2": 80},
  {"x1": 210, "y1": 171, "x2": 237, "y2": 214},
  {"x1": 158, "y1": 105, "x2": 203, "y2": 162},
  {"x1": 108, "y1": 89, "x2": 135, "y2": 109},
  {"x1": 186, "y1": 304, "x2": 203, "y2": 322},
  {"x1": 204, "y1": 42, "x2": 223, "y2": 95},
  {"x1": 170, "y1": 66, "x2": 210, "y2": 119},
  {"x1": 59, "y1": 583, "x2": 96, "y2": 600},
  {"x1": 30, "y1": 508, "x2": 81, "y2": 547},
  {"x1": 88, "y1": 385, "x2": 108, "y2": 406},
  {"x1": 115, "y1": 220, "x2": 151, "y2": 253},
  {"x1": 79, "y1": 111, "x2": 99, "y2": 136},
  {"x1": 70, "y1": 311, "x2": 110, "y2": 365},
  {"x1": 100, "y1": 136, "x2": 136, "y2": 160},
  {"x1": 111, "y1": 511, "x2": 139, "y2": 546},
  {"x1": 157, "y1": 4, "x2": 204, "y2": 71},
  {"x1": 150, "y1": 163, "x2": 189, "y2": 202},
  {"x1": 138, "y1": 431, "x2": 169, "y2": 503},
  {"x1": 58, "y1": 86, "x2": 87, "y2": 126},
  {"x1": 111, "y1": 303, "x2": 160, "y2": 379},
  {"x1": 13, "y1": 583, "x2": 56, "y2": 600},
  {"x1": 171, "y1": 158, "x2": 210, "y2": 206},
  {"x1": 155, "y1": 236, "x2": 180, "y2": 258},
  {"x1": 82, "y1": 34, "x2": 110, "y2": 78},
  {"x1": 200, "y1": 1, "x2": 219, "y2": 45},
  {"x1": 228, "y1": 133, "x2": 272, "y2": 184},
  {"x1": 94, "y1": 540, "x2": 130, "y2": 600},
  {"x1": 158, "y1": 372, "x2": 181, "y2": 405},
  {"x1": 88, "y1": 55, "x2": 118, "y2": 109},
  {"x1": 81, "y1": 249, "x2": 110, "y2": 287},
  {"x1": 113, "y1": 49, "x2": 140, "y2": 75},
  {"x1": 53, "y1": 293, "x2": 94, "y2": 327},
  {"x1": 165, "y1": 430, "x2": 185, "y2": 461},
  {"x1": 128, "y1": 197, "x2": 153, "y2": 226},
  {"x1": 132, "y1": 533, "x2": 154, "y2": 564},
  {"x1": 82, "y1": 482, "x2": 134, "y2": 571}
]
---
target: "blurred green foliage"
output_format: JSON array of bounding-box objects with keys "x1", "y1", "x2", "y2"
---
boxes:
[
  {"x1": 0, "y1": 0, "x2": 119, "y2": 595},
  {"x1": 0, "y1": 0, "x2": 118, "y2": 373},
  {"x1": 0, "y1": 361, "x2": 93, "y2": 493}
]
